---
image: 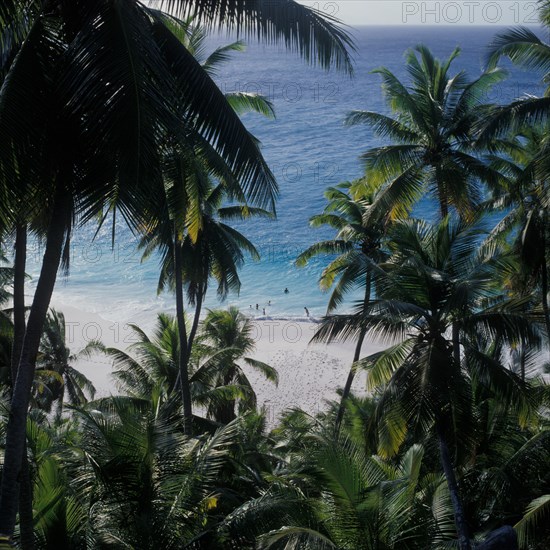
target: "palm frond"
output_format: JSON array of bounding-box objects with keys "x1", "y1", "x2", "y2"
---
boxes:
[{"x1": 157, "y1": 0, "x2": 355, "y2": 74}]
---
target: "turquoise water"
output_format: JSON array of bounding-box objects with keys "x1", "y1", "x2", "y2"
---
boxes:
[{"x1": 26, "y1": 26, "x2": 543, "y2": 326}]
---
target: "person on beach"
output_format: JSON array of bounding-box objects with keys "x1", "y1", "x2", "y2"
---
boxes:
[
  {"x1": 304, "y1": 307, "x2": 309, "y2": 317},
  {"x1": 263, "y1": 308, "x2": 266, "y2": 315}
]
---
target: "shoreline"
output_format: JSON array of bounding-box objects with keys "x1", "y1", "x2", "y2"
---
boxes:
[{"x1": 51, "y1": 299, "x2": 389, "y2": 422}]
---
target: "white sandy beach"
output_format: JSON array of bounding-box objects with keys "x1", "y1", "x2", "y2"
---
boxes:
[{"x1": 51, "y1": 301, "x2": 389, "y2": 423}]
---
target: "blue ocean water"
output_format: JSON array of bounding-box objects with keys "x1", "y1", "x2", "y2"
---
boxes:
[{"x1": 28, "y1": 25, "x2": 543, "y2": 326}]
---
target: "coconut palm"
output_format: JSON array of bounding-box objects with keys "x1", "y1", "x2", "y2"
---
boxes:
[
  {"x1": 71, "y1": 395, "x2": 242, "y2": 548},
  {"x1": 221, "y1": 429, "x2": 455, "y2": 549},
  {"x1": 33, "y1": 310, "x2": 96, "y2": 417},
  {"x1": 100, "y1": 309, "x2": 276, "y2": 427},
  {"x1": 102, "y1": 313, "x2": 181, "y2": 401},
  {"x1": 296, "y1": 178, "x2": 391, "y2": 433},
  {"x1": 18, "y1": 411, "x2": 87, "y2": 549},
  {"x1": 194, "y1": 307, "x2": 278, "y2": 424},
  {"x1": 482, "y1": 126, "x2": 550, "y2": 344},
  {"x1": 135, "y1": 21, "x2": 277, "y2": 436},
  {"x1": 139, "y1": 179, "x2": 272, "y2": 430},
  {"x1": 313, "y1": 217, "x2": 542, "y2": 549},
  {"x1": 345, "y1": 45, "x2": 505, "y2": 220},
  {"x1": 460, "y1": 386, "x2": 550, "y2": 546},
  {"x1": 479, "y1": 3, "x2": 550, "y2": 147},
  {"x1": 0, "y1": 1, "x2": 354, "y2": 533}
]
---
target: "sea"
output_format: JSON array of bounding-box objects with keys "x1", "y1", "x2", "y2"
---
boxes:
[{"x1": 25, "y1": 25, "x2": 544, "y2": 329}]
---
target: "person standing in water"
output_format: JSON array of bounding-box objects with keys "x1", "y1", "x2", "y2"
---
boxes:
[
  {"x1": 284, "y1": 288, "x2": 289, "y2": 294},
  {"x1": 304, "y1": 307, "x2": 309, "y2": 317}
]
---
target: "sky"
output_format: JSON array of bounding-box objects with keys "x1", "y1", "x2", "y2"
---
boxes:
[{"x1": 298, "y1": 0, "x2": 542, "y2": 26}]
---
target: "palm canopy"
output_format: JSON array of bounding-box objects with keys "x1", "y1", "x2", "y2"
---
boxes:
[
  {"x1": 154, "y1": 0, "x2": 355, "y2": 73},
  {"x1": 479, "y1": 5, "x2": 550, "y2": 141},
  {"x1": 313, "y1": 217, "x2": 542, "y2": 549},
  {"x1": 0, "y1": 0, "x2": 353, "y2": 233},
  {"x1": 480, "y1": 124, "x2": 550, "y2": 343},
  {"x1": 102, "y1": 313, "x2": 185, "y2": 399},
  {"x1": 296, "y1": 178, "x2": 395, "y2": 432},
  {"x1": 34, "y1": 309, "x2": 96, "y2": 413},
  {"x1": 314, "y1": 217, "x2": 542, "y2": 455},
  {"x1": 296, "y1": 179, "x2": 390, "y2": 314},
  {"x1": 484, "y1": 127, "x2": 549, "y2": 280},
  {"x1": 140, "y1": 180, "x2": 271, "y2": 305},
  {"x1": 221, "y1": 433, "x2": 454, "y2": 549},
  {"x1": 486, "y1": 26, "x2": 550, "y2": 88},
  {"x1": 346, "y1": 45, "x2": 505, "y2": 220},
  {"x1": 193, "y1": 306, "x2": 278, "y2": 423},
  {"x1": 130, "y1": 19, "x2": 279, "y2": 434},
  {"x1": 72, "y1": 394, "x2": 242, "y2": 548},
  {"x1": 100, "y1": 309, "x2": 276, "y2": 423},
  {"x1": 0, "y1": 0, "x2": 355, "y2": 535}
]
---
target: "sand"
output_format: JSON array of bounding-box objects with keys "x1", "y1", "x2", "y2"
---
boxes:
[{"x1": 50, "y1": 301, "x2": 389, "y2": 422}]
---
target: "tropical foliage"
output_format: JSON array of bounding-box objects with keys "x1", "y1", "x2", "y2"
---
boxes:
[{"x1": 1, "y1": 1, "x2": 550, "y2": 549}]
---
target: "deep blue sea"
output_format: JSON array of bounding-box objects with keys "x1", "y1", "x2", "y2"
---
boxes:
[{"x1": 28, "y1": 25, "x2": 544, "y2": 327}]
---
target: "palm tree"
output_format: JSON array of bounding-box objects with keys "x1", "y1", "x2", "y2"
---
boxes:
[
  {"x1": 485, "y1": 0, "x2": 550, "y2": 88},
  {"x1": 103, "y1": 313, "x2": 181, "y2": 401},
  {"x1": 33, "y1": 309, "x2": 96, "y2": 417},
  {"x1": 135, "y1": 21, "x2": 277, "y2": 435},
  {"x1": 194, "y1": 307, "x2": 278, "y2": 424},
  {"x1": 221, "y1": 428, "x2": 455, "y2": 549},
  {"x1": 101, "y1": 309, "x2": 276, "y2": 426},
  {"x1": 479, "y1": 2, "x2": 550, "y2": 147},
  {"x1": 296, "y1": 178, "x2": 390, "y2": 434},
  {"x1": 459, "y1": 381, "x2": 550, "y2": 547},
  {"x1": 313, "y1": 217, "x2": 541, "y2": 550},
  {"x1": 0, "y1": 1, "x2": 354, "y2": 534},
  {"x1": 482, "y1": 126, "x2": 550, "y2": 342},
  {"x1": 345, "y1": 45, "x2": 504, "y2": 220},
  {"x1": 139, "y1": 178, "x2": 273, "y2": 431},
  {"x1": 19, "y1": 411, "x2": 88, "y2": 549},
  {"x1": 72, "y1": 395, "x2": 242, "y2": 548}
]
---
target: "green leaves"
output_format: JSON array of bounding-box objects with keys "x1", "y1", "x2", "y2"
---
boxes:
[
  {"x1": 487, "y1": 27, "x2": 550, "y2": 75},
  {"x1": 158, "y1": 0, "x2": 355, "y2": 74},
  {"x1": 515, "y1": 494, "x2": 550, "y2": 548},
  {"x1": 354, "y1": 45, "x2": 503, "y2": 221}
]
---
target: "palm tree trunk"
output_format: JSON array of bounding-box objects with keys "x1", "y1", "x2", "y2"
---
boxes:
[
  {"x1": 452, "y1": 322, "x2": 460, "y2": 367},
  {"x1": 11, "y1": 223, "x2": 27, "y2": 383},
  {"x1": 540, "y1": 256, "x2": 550, "y2": 344},
  {"x1": 184, "y1": 285, "x2": 203, "y2": 368},
  {"x1": 173, "y1": 235, "x2": 193, "y2": 435},
  {"x1": 18, "y1": 454, "x2": 34, "y2": 550},
  {"x1": 334, "y1": 272, "x2": 371, "y2": 435},
  {"x1": 436, "y1": 417, "x2": 471, "y2": 550},
  {"x1": 436, "y1": 167, "x2": 449, "y2": 219},
  {"x1": 0, "y1": 198, "x2": 67, "y2": 538},
  {"x1": 11, "y1": 224, "x2": 34, "y2": 550},
  {"x1": 217, "y1": 368, "x2": 237, "y2": 425}
]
